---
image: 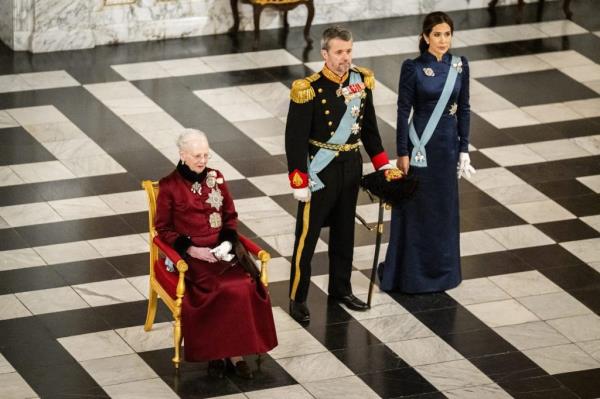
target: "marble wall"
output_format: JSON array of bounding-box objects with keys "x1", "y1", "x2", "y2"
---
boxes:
[{"x1": 3, "y1": 0, "x2": 543, "y2": 52}]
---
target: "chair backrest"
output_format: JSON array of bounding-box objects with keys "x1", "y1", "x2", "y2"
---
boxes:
[{"x1": 142, "y1": 180, "x2": 160, "y2": 277}]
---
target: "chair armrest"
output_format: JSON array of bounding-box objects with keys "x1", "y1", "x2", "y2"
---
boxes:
[
  {"x1": 238, "y1": 234, "x2": 270, "y2": 287},
  {"x1": 153, "y1": 236, "x2": 188, "y2": 273}
]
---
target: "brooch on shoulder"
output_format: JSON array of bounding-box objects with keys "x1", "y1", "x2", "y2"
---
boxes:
[
  {"x1": 452, "y1": 60, "x2": 463, "y2": 73},
  {"x1": 423, "y1": 67, "x2": 435, "y2": 77}
]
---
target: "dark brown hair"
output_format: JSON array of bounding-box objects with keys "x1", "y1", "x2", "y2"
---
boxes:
[{"x1": 418, "y1": 12, "x2": 454, "y2": 53}]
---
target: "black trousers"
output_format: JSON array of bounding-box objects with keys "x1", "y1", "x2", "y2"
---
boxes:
[{"x1": 289, "y1": 152, "x2": 362, "y2": 302}]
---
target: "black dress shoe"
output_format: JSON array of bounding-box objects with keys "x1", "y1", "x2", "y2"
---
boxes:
[
  {"x1": 207, "y1": 359, "x2": 226, "y2": 378},
  {"x1": 227, "y1": 359, "x2": 253, "y2": 379},
  {"x1": 334, "y1": 294, "x2": 369, "y2": 311},
  {"x1": 289, "y1": 300, "x2": 310, "y2": 323}
]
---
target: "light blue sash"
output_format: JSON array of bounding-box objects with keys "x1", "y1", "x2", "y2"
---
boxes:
[
  {"x1": 308, "y1": 71, "x2": 362, "y2": 192},
  {"x1": 409, "y1": 55, "x2": 460, "y2": 167}
]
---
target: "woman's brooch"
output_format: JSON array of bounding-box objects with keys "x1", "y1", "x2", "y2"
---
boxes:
[
  {"x1": 452, "y1": 60, "x2": 463, "y2": 73},
  {"x1": 423, "y1": 67, "x2": 435, "y2": 77}
]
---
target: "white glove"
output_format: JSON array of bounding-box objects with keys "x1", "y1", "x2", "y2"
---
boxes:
[
  {"x1": 378, "y1": 163, "x2": 394, "y2": 171},
  {"x1": 457, "y1": 152, "x2": 476, "y2": 179},
  {"x1": 293, "y1": 187, "x2": 311, "y2": 202},
  {"x1": 210, "y1": 241, "x2": 234, "y2": 262}
]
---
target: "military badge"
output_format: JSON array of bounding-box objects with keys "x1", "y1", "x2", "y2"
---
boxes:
[
  {"x1": 209, "y1": 212, "x2": 222, "y2": 228},
  {"x1": 190, "y1": 181, "x2": 202, "y2": 194},
  {"x1": 423, "y1": 68, "x2": 435, "y2": 77},
  {"x1": 205, "y1": 189, "x2": 224, "y2": 210},
  {"x1": 351, "y1": 122, "x2": 361, "y2": 135},
  {"x1": 351, "y1": 105, "x2": 360, "y2": 118},
  {"x1": 337, "y1": 82, "x2": 366, "y2": 104}
]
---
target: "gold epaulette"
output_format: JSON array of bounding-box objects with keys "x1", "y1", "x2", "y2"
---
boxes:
[
  {"x1": 290, "y1": 73, "x2": 320, "y2": 104},
  {"x1": 353, "y1": 66, "x2": 375, "y2": 90}
]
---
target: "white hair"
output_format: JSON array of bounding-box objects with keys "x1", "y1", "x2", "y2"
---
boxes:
[{"x1": 176, "y1": 129, "x2": 208, "y2": 152}]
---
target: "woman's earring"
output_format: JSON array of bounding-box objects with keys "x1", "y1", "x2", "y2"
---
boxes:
[{"x1": 181, "y1": 159, "x2": 185, "y2": 165}]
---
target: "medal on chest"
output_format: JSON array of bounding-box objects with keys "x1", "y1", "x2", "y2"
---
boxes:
[
  {"x1": 209, "y1": 212, "x2": 222, "y2": 228},
  {"x1": 336, "y1": 82, "x2": 367, "y2": 104}
]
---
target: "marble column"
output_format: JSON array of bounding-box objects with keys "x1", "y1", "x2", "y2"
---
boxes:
[{"x1": 0, "y1": 0, "x2": 15, "y2": 49}]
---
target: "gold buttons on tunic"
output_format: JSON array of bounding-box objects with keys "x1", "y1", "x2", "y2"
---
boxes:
[
  {"x1": 324, "y1": 110, "x2": 330, "y2": 115},
  {"x1": 318, "y1": 88, "x2": 323, "y2": 93},
  {"x1": 321, "y1": 99, "x2": 327, "y2": 104},
  {"x1": 328, "y1": 121, "x2": 333, "y2": 126},
  {"x1": 330, "y1": 131, "x2": 335, "y2": 136}
]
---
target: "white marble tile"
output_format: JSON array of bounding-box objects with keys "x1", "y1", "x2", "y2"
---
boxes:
[
  {"x1": 245, "y1": 384, "x2": 313, "y2": 399},
  {"x1": 415, "y1": 359, "x2": 494, "y2": 391},
  {"x1": 388, "y1": 336, "x2": 463, "y2": 366},
  {"x1": 111, "y1": 62, "x2": 171, "y2": 81},
  {"x1": 490, "y1": 271, "x2": 562, "y2": 299},
  {"x1": 0, "y1": 216, "x2": 7, "y2": 229},
  {"x1": 371, "y1": 80, "x2": 398, "y2": 106},
  {"x1": 0, "y1": 248, "x2": 46, "y2": 272},
  {"x1": 480, "y1": 144, "x2": 546, "y2": 166},
  {"x1": 577, "y1": 340, "x2": 600, "y2": 362},
  {"x1": 262, "y1": 233, "x2": 327, "y2": 257},
  {"x1": 494, "y1": 321, "x2": 570, "y2": 350},
  {"x1": 240, "y1": 82, "x2": 289, "y2": 104},
  {"x1": 584, "y1": 79, "x2": 600, "y2": 94},
  {"x1": 263, "y1": 257, "x2": 291, "y2": 284},
  {"x1": 0, "y1": 202, "x2": 63, "y2": 227},
  {"x1": 121, "y1": 112, "x2": 184, "y2": 134},
  {"x1": 277, "y1": 351, "x2": 353, "y2": 383},
  {"x1": 0, "y1": 74, "x2": 33, "y2": 93},
  {"x1": 214, "y1": 101, "x2": 274, "y2": 122},
  {"x1": 61, "y1": 154, "x2": 126, "y2": 177},
  {"x1": 0, "y1": 372, "x2": 38, "y2": 399},
  {"x1": 345, "y1": 291, "x2": 408, "y2": 321},
  {"x1": 507, "y1": 200, "x2": 576, "y2": 224},
  {"x1": 561, "y1": 64, "x2": 600, "y2": 83},
  {"x1": 467, "y1": 167, "x2": 525, "y2": 190},
  {"x1": 272, "y1": 306, "x2": 302, "y2": 333},
  {"x1": 478, "y1": 108, "x2": 540, "y2": 129},
  {"x1": 0, "y1": 294, "x2": 32, "y2": 321},
  {"x1": 519, "y1": 292, "x2": 592, "y2": 320},
  {"x1": 535, "y1": 50, "x2": 594, "y2": 69},
  {"x1": 494, "y1": 54, "x2": 553, "y2": 74},
  {"x1": 34, "y1": 241, "x2": 101, "y2": 265},
  {"x1": 10, "y1": 161, "x2": 76, "y2": 183},
  {"x1": 373, "y1": 103, "x2": 397, "y2": 128},
  {"x1": 522, "y1": 102, "x2": 585, "y2": 124},
  {"x1": 485, "y1": 225, "x2": 555, "y2": 250},
  {"x1": 491, "y1": 24, "x2": 547, "y2": 42},
  {"x1": 355, "y1": 203, "x2": 392, "y2": 224},
  {"x1": 245, "y1": 49, "x2": 302, "y2": 68},
  {"x1": 532, "y1": 20, "x2": 588, "y2": 36},
  {"x1": 234, "y1": 196, "x2": 289, "y2": 219},
  {"x1": 127, "y1": 275, "x2": 149, "y2": 299},
  {"x1": 577, "y1": 175, "x2": 600, "y2": 193},
  {"x1": 446, "y1": 277, "x2": 511, "y2": 305},
  {"x1": 469, "y1": 91, "x2": 516, "y2": 113},
  {"x1": 19, "y1": 70, "x2": 79, "y2": 90},
  {"x1": 253, "y1": 135, "x2": 286, "y2": 156},
  {"x1": 87, "y1": 234, "x2": 148, "y2": 258},
  {"x1": 234, "y1": 117, "x2": 286, "y2": 139},
  {"x1": 468, "y1": 59, "x2": 512, "y2": 78},
  {"x1": 561, "y1": 238, "x2": 600, "y2": 263},
  {"x1": 466, "y1": 299, "x2": 539, "y2": 327},
  {"x1": 0, "y1": 166, "x2": 24, "y2": 187},
  {"x1": 246, "y1": 173, "x2": 289, "y2": 196},
  {"x1": 359, "y1": 313, "x2": 434, "y2": 343},
  {"x1": 156, "y1": 57, "x2": 213, "y2": 77},
  {"x1": 139, "y1": 128, "x2": 183, "y2": 149},
  {"x1": 100, "y1": 190, "x2": 148, "y2": 214},
  {"x1": 303, "y1": 375, "x2": 380, "y2": 399},
  {"x1": 444, "y1": 383, "x2": 512, "y2": 399},
  {"x1": 204, "y1": 151, "x2": 244, "y2": 181},
  {"x1": 48, "y1": 196, "x2": 115, "y2": 220},
  {"x1": 312, "y1": 270, "x2": 372, "y2": 297},
  {"x1": 115, "y1": 322, "x2": 173, "y2": 353},
  {"x1": 460, "y1": 230, "x2": 505, "y2": 257},
  {"x1": 268, "y1": 328, "x2": 326, "y2": 359},
  {"x1": 352, "y1": 243, "x2": 387, "y2": 270},
  {"x1": 485, "y1": 184, "x2": 548, "y2": 205},
  {"x1": 59, "y1": 330, "x2": 134, "y2": 362},
  {"x1": 23, "y1": 121, "x2": 86, "y2": 142},
  {"x1": 581, "y1": 215, "x2": 600, "y2": 233},
  {"x1": 0, "y1": 110, "x2": 19, "y2": 129},
  {"x1": 16, "y1": 286, "x2": 89, "y2": 315},
  {"x1": 6, "y1": 105, "x2": 68, "y2": 125},
  {"x1": 454, "y1": 27, "x2": 505, "y2": 46},
  {"x1": 571, "y1": 135, "x2": 600, "y2": 155},
  {"x1": 202, "y1": 53, "x2": 259, "y2": 72},
  {"x1": 73, "y1": 278, "x2": 145, "y2": 307},
  {"x1": 103, "y1": 97, "x2": 163, "y2": 116},
  {"x1": 527, "y1": 137, "x2": 594, "y2": 161},
  {"x1": 548, "y1": 314, "x2": 600, "y2": 342},
  {"x1": 524, "y1": 343, "x2": 600, "y2": 374},
  {"x1": 81, "y1": 353, "x2": 157, "y2": 387},
  {"x1": 564, "y1": 98, "x2": 600, "y2": 118},
  {"x1": 84, "y1": 81, "x2": 146, "y2": 101},
  {"x1": 103, "y1": 378, "x2": 179, "y2": 399},
  {"x1": 0, "y1": 353, "x2": 15, "y2": 374}
]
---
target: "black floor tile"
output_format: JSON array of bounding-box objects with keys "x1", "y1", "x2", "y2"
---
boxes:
[
  {"x1": 504, "y1": 124, "x2": 568, "y2": 144},
  {"x1": 538, "y1": 117, "x2": 600, "y2": 140},
  {"x1": 0, "y1": 228, "x2": 29, "y2": 251},
  {"x1": 470, "y1": 114, "x2": 518, "y2": 148},
  {"x1": 227, "y1": 178, "x2": 266, "y2": 199},
  {"x1": 227, "y1": 156, "x2": 288, "y2": 178},
  {"x1": 460, "y1": 205, "x2": 526, "y2": 232},
  {"x1": 223, "y1": 354, "x2": 297, "y2": 393},
  {"x1": 468, "y1": 150, "x2": 500, "y2": 169},
  {"x1": 120, "y1": 211, "x2": 150, "y2": 233},
  {"x1": 35, "y1": 308, "x2": 111, "y2": 338},
  {"x1": 389, "y1": 291, "x2": 459, "y2": 313},
  {"x1": 308, "y1": 319, "x2": 380, "y2": 351},
  {"x1": 555, "y1": 193, "x2": 600, "y2": 217},
  {"x1": 94, "y1": 300, "x2": 171, "y2": 330},
  {"x1": 0, "y1": 184, "x2": 45, "y2": 207},
  {"x1": 66, "y1": 64, "x2": 124, "y2": 84},
  {"x1": 461, "y1": 251, "x2": 533, "y2": 279},
  {"x1": 570, "y1": 286, "x2": 600, "y2": 315},
  {"x1": 555, "y1": 368, "x2": 600, "y2": 399},
  {"x1": 0, "y1": 266, "x2": 66, "y2": 295},
  {"x1": 21, "y1": 362, "x2": 109, "y2": 399},
  {"x1": 501, "y1": 375, "x2": 579, "y2": 399},
  {"x1": 441, "y1": 328, "x2": 517, "y2": 359},
  {"x1": 50, "y1": 258, "x2": 124, "y2": 286},
  {"x1": 535, "y1": 218, "x2": 599, "y2": 242},
  {"x1": 176, "y1": 68, "x2": 277, "y2": 91},
  {"x1": 271, "y1": 193, "x2": 299, "y2": 216},
  {"x1": 510, "y1": 156, "x2": 600, "y2": 184},
  {"x1": 540, "y1": 264, "x2": 600, "y2": 292},
  {"x1": 0, "y1": 127, "x2": 55, "y2": 165},
  {"x1": 512, "y1": 244, "x2": 589, "y2": 270},
  {"x1": 332, "y1": 344, "x2": 406, "y2": 375},
  {"x1": 469, "y1": 351, "x2": 546, "y2": 383},
  {"x1": 360, "y1": 367, "x2": 439, "y2": 399},
  {"x1": 478, "y1": 69, "x2": 598, "y2": 107},
  {"x1": 413, "y1": 305, "x2": 488, "y2": 336},
  {"x1": 107, "y1": 253, "x2": 149, "y2": 277},
  {"x1": 534, "y1": 179, "x2": 595, "y2": 200}
]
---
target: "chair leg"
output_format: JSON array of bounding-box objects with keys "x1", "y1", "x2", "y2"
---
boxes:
[
  {"x1": 229, "y1": 0, "x2": 240, "y2": 34},
  {"x1": 144, "y1": 287, "x2": 158, "y2": 332},
  {"x1": 252, "y1": 5, "x2": 263, "y2": 48},
  {"x1": 304, "y1": 1, "x2": 314, "y2": 44},
  {"x1": 563, "y1": 0, "x2": 573, "y2": 19},
  {"x1": 172, "y1": 317, "x2": 183, "y2": 368}
]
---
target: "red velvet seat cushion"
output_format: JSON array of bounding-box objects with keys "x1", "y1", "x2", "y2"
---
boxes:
[{"x1": 153, "y1": 259, "x2": 178, "y2": 299}]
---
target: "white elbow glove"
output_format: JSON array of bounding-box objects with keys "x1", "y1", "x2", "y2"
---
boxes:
[
  {"x1": 210, "y1": 241, "x2": 234, "y2": 262},
  {"x1": 292, "y1": 187, "x2": 311, "y2": 202},
  {"x1": 457, "y1": 152, "x2": 476, "y2": 179},
  {"x1": 377, "y1": 163, "x2": 395, "y2": 171}
]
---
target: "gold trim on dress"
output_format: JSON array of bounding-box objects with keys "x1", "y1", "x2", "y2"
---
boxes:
[{"x1": 290, "y1": 201, "x2": 311, "y2": 299}]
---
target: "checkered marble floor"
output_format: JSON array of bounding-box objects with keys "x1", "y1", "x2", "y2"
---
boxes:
[{"x1": 1, "y1": 1, "x2": 600, "y2": 398}]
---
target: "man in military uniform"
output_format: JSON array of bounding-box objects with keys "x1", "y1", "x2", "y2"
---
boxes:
[{"x1": 285, "y1": 25, "x2": 392, "y2": 323}]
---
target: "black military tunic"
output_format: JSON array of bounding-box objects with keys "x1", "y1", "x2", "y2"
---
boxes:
[{"x1": 285, "y1": 64, "x2": 389, "y2": 302}]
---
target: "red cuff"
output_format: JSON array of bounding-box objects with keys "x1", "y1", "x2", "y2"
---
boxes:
[
  {"x1": 371, "y1": 151, "x2": 389, "y2": 170},
  {"x1": 289, "y1": 169, "x2": 308, "y2": 188}
]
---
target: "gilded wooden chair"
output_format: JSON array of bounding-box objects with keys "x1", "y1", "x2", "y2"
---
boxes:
[
  {"x1": 229, "y1": 0, "x2": 314, "y2": 47},
  {"x1": 142, "y1": 180, "x2": 271, "y2": 368}
]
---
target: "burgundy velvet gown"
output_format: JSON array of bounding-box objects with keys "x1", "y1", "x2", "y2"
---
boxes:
[{"x1": 155, "y1": 163, "x2": 277, "y2": 361}]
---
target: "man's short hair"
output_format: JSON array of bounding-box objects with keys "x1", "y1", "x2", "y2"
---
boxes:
[{"x1": 321, "y1": 25, "x2": 353, "y2": 51}]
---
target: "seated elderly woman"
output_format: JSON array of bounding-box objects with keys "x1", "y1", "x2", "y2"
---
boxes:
[{"x1": 155, "y1": 129, "x2": 277, "y2": 379}]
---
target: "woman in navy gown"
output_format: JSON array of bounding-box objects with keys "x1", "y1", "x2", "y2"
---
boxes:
[{"x1": 379, "y1": 12, "x2": 475, "y2": 293}]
